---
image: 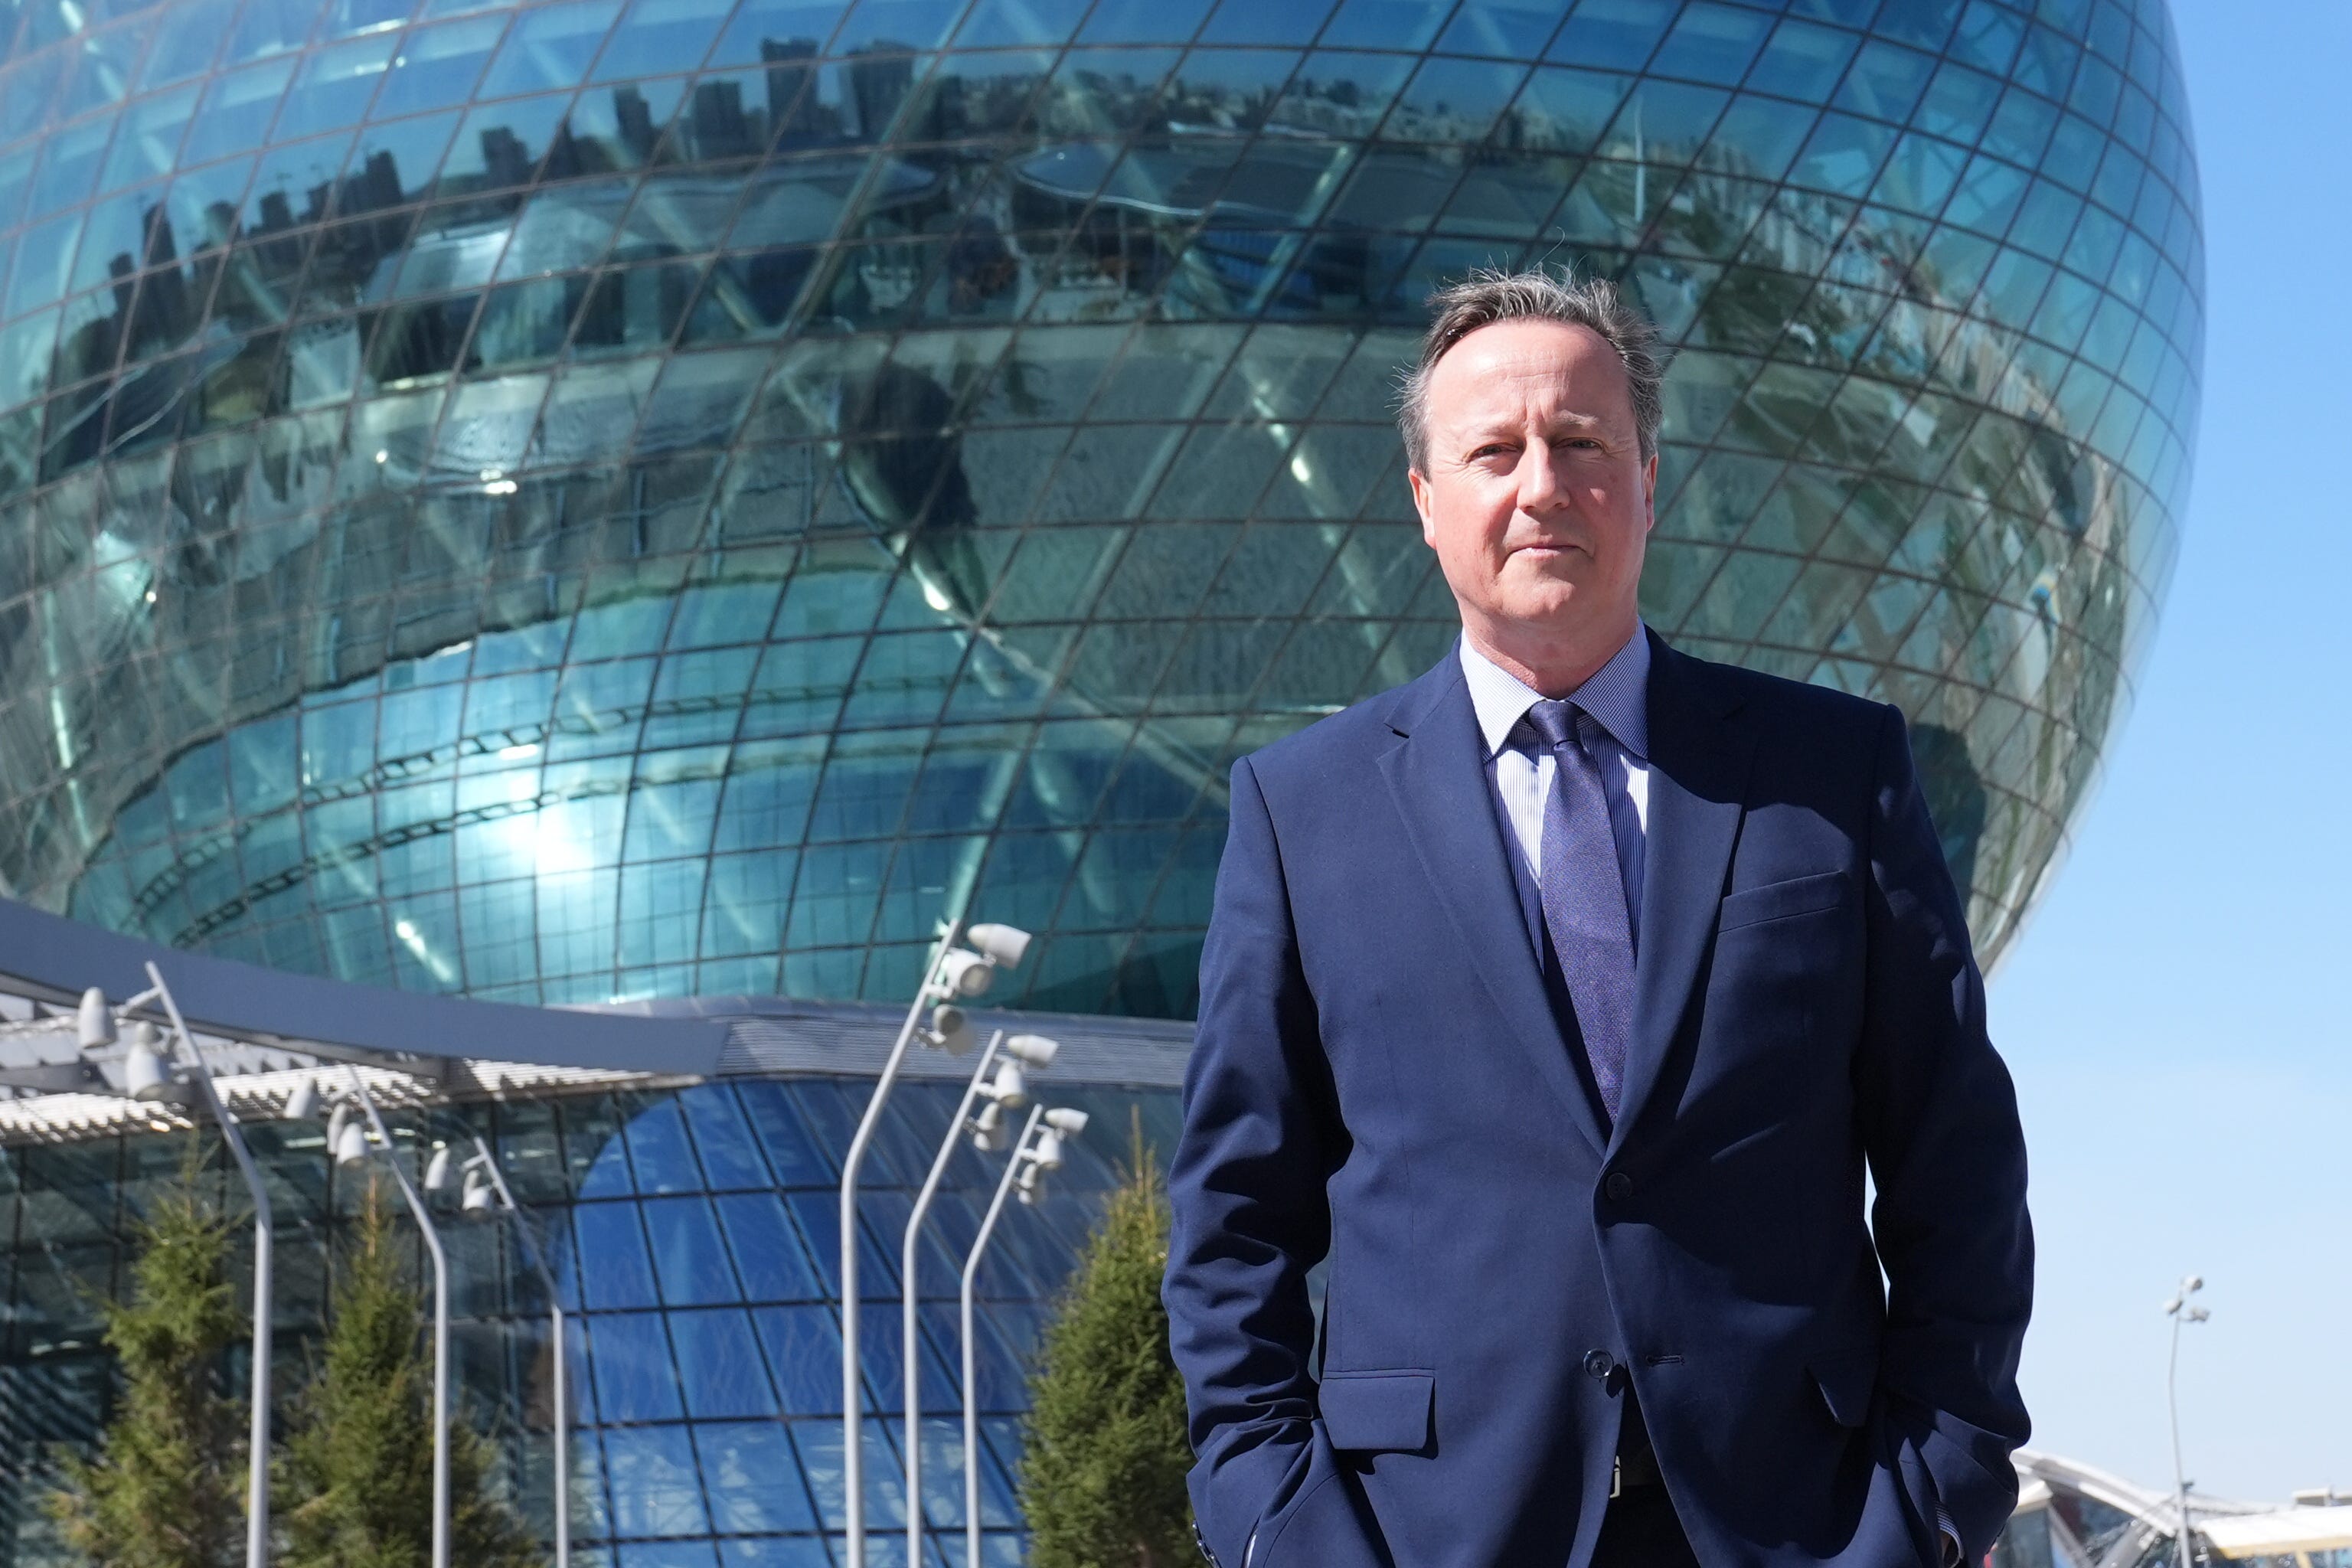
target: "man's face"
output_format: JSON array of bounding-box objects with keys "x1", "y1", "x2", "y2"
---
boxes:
[{"x1": 1407, "y1": 318, "x2": 1658, "y2": 665}]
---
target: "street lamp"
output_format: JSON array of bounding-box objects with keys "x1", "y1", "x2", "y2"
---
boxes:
[
  {"x1": 901, "y1": 1030, "x2": 1060, "y2": 1566},
  {"x1": 427, "y1": 1135, "x2": 570, "y2": 1568},
  {"x1": 959, "y1": 1104, "x2": 1087, "y2": 1568},
  {"x1": 2164, "y1": 1276, "x2": 2210, "y2": 1568},
  {"x1": 839, "y1": 920, "x2": 1029, "y2": 1568},
  {"x1": 298, "y1": 1067, "x2": 454, "y2": 1568},
  {"x1": 76, "y1": 965, "x2": 276, "y2": 1568}
]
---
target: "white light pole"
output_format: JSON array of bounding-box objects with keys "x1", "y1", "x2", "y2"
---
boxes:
[
  {"x1": 959, "y1": 1104, "x2": 1087, "y2": 1568},
  {"x1": 840, "y1": 920, "x2": 1029, "y2": 1568},
  {"x1": 901, "y1": 1031, "x2": 1060, "y2": 1566},
  {"x1": 431, "y1": 1135, "x2": 569, "y2": 1568},
  {"x1": 2164, "y1": 1276, "x2": 2210, "y2": 1568},
  {"x1": 76, "y1": 965, "x2": 277, "y2": 1568},
  {"x1": 338, "y1": 1067, "x2": 452, "y2": 1568}
]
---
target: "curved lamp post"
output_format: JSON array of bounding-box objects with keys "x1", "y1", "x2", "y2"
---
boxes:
[
  {"x1": 901, "y1": 1030, "x2": 1060, "y2": 1566},
  {"x1": 959, "y1": 1104, "x2": 1087, "y2": 1568},
  {"x1": 75, "y1": 965, "x2": 276, "y2": 1568},
  {"x1": 426, "y1": 1135, "x2": 569, "y2": 1568},
  {"x1": 318, "y1": 1067, "x2": 452, "y2": 1568},
  {"x1": 840, "y1": 919, "x2": 1030, "y2": 1568},
  {"x1": 2164, "y1": 1276, "x2": 2210, "y2": 1568}
]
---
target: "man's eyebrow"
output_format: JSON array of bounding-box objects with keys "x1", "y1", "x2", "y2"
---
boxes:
[{"x1": 1455, "y1": 411, "x2": 1609, "y2": 443}]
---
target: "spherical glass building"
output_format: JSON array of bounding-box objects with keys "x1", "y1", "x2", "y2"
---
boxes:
[
  {"x1": 0, "y1": 1, "x2": 2208, "y2": 1557},
  {"x1": 0, "y1": 0, "x2": 2203, "y2": 1013}
]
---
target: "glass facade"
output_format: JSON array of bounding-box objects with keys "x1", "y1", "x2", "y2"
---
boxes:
[
  {"x1": 0, "y1": 0, "x2": 2203, "y2": 1012},
  {"x1": 0, "y1": 1073, "x2": 1181, "y2": 1566}
]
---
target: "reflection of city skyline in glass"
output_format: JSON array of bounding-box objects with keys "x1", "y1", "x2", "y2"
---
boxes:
[{"x1": 0, "y1": 0, "x2": 2203, "y2": 1014}]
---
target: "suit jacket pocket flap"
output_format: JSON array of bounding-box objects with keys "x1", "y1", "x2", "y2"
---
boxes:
[
  {"x1": 1318, "y1": 1370, "x2": 1434, "y2": 1452},
  {"x1": 1719, "y1": 870, "x2": 1851, "y2": 933},
  {"x1": 1808, "y1": 1347, "x2": 1877, "y2": 1429}
]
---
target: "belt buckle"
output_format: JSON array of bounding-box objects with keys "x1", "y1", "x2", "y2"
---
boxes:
[{"x1": 1611, "y1": 1455, "x2": 1622, "y2": 1500}]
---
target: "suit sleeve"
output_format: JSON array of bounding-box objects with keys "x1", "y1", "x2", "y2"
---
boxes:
[
  {"x1": 1855, "y1": 702, "x2": 2035, "y2": 1560},
  {"x1": 1163, "y1": 755, "x2": 1345, "y2": 1568}
]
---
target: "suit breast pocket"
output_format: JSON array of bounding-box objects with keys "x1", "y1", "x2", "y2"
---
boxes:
[
  {"x1": 1717, "y1": 870, "x2": 1852, "y2": 934},
  {"x1": 1700, "y1": 870, "x2": 1863, "y2": 1081}
]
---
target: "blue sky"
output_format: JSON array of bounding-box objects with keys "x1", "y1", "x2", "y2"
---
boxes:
[{"x1": 1986, "y1": 0, "x2": 2352, "y2": 1501}]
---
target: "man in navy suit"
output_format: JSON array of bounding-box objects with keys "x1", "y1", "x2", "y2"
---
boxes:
[{"x1": 1163, "y1": 271, "x2": 2032, "y2": 1568}]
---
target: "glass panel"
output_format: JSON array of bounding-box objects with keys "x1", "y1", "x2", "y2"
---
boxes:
[
  {"x1": 719, "y1": 1541, "x2": 832, "y2": 1566},
  {"x1": 753, "y1": 1303, "x2": 845, "y2": 1415},
  {"x1": 1198, "y1": 0, "x2": 1333, "y2": 46},
  {"x1": 622, "y1": 1096, "x2": 705, "y2": 1193},
  {"x1": 696, "y1": 1421, "x2": 820, "y2": 1533},
  {"x1": 1548, "y1": 0, "x2": 1674, "y2": 73},
  {"x1": 342, "y1": 108, "x2": 462, "y2": 204},
  {"x1": 713, "y1": 1191, "x2": 825, "y2": 1302},
  {"x1": 733, "y1": 1080, "x2": 835, "y2": 1184},
  {"x1": 572, "y1": 1202, "x2": 660, "y2": 1307},
  {"x1": 1075, "y1": 0, "x2": 1209, "y2": 46},
  {"x1": 956, "y1": 0, "x2": 1092, "y2": 47},
  {"x1": 5, "y1": 213, "x2": 79, "y2": 316},
  {"x1": 789, "y1": 1417, "x2": 906, "y2": 1530},
  {"x1": 675, "y1": 1083, "x2": 771, "y2": 1189},
  {"x1": 1648, "y1": 2, "x2": 1772, "y2": 88},
  {"x1": 480, "y1": 0, "x2": 620, "y2": 97},
  {"x1": 622, "y1": 1543, "x2": 721, "y2": 1568},
  {"x1": 604, "y1": 1423, "x2": 710, "y2": 1535},
  {"x1": 138, "y1": 0, "x2": 237, "y2": 87},
  {"x1": 592, "y1": 0, "x2": 729, "y2": 80},
  {"x1": 669, "y1": 1308, "x2": 781, "y2": 1417},
  {"x1": 1436, "y1": 0, "x2": 1565, "y2": 60},
  {"x1": 228, "y1": 0, "x2": 328, "y2": 64},
  {"x1": 179, "y1": 56, "x2": 296, "y2": 168},
  {"x1": 588, "y1": 1310, "x2": 686, "y2": 1422},
  {"x1": 645, "y1": 1194, "x2": 743, "y2": 1305},
  {"x1": 373, "y1": 14, "x2": 505, "y2": 119},
  {"x1": 1318, "y1": 0, "x2": 1449, "y2": 53},
  {"x1": 1749, "y1": 17, "x2": 1857, "y2": 102}
]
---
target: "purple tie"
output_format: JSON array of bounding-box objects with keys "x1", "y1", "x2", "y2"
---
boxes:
[{"x1": 1521, "y1": 699, "x2": 1635, "y2": 1122}]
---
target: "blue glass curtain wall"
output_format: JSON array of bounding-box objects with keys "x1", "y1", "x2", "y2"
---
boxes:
[
  {"x1": 0, "y1": 0, "x2": 2204, "y2": 1008},
  {"x1": 0, "y1": 1076, "x2": 1180, "y2": 1567}
]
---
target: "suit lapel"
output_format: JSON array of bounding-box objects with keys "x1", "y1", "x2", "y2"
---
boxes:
[
  {"x1": 1613, "y1": 635, "x2": 1756, "y2": 1150},
  {"x1": 1377, "y1": 660, "x2": 1611, "y2": 1160}
]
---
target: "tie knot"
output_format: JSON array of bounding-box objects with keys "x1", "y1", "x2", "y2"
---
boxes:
[{"x1": 1520, "y1": 698, "x2": 1586, "y2": 751}]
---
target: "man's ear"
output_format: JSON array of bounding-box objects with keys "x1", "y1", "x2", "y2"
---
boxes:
[
  {"x1": 1408, "y1": 466, "x2": 1437, "y2": 549},
  {"x1": 1641, "y1": 451, "x2": 1659, "y2": 534}
]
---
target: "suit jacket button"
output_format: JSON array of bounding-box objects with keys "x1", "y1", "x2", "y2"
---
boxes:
[
  {"x1": 1605, "y1": 1171, "x2": 1635, "y2": 1202},
  {"x1": 1584, "y1": 1349, "x2": 1615, "y2": 1380}
]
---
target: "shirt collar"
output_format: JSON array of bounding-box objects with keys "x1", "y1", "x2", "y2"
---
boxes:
[{"x1": 1458, "y1": 624, "x2": 1651, "y2": 763}]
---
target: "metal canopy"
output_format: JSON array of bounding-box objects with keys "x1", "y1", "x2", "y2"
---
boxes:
[
  {"x1": 0, "y1": 896, "x2": 727, "y2": 1076},
  {"x1": 0, "y1": 897, "x2": 1196, "y2": 1144}
]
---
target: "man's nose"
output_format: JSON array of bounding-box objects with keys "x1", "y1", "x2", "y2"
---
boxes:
[{"x1": 1515, "y1": 443, "x2": 1569, "y2": 513}]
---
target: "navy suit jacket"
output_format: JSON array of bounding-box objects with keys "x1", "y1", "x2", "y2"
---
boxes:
[{"x1": 1164, "y1": 632, "x2": 2033, "y2": 1568}]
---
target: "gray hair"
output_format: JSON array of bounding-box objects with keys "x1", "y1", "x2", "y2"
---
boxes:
[{"x1": 1398, "y1": 270, "x2": 1669, "y2": 472}]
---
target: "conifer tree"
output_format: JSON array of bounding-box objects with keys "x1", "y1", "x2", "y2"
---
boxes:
[
  {"x1": 1018, "y1": 1115, "x2": 1194, "y2": 1568},
  {"x1": 279, "y1": 1184, "x2": 537, "y2": 1568},
  {"x1": 48, "y1": 1138, "x2": 247, "y2": 1568}
]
